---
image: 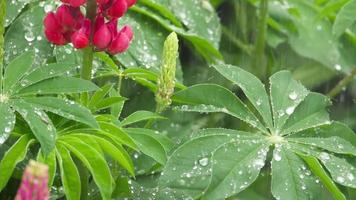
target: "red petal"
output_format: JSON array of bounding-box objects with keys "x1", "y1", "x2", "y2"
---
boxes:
[
  {"x1": 71, "y1": 31, "x2": 89, "y2": 49},
  {"x1": 108, "y1": 32, "x2": 130, "y2": 54},
  {"x1": 44, "y1": 29, "x2": 68, "y2": 45},
  {"x1": 97, "y1": 0, "x2": 110, "y2": 5},
  {"x1": 93, "y1": 24, "x2": 112, "y2": 49},
  {"x1": 107, "y1": 0, "x2": 128, "y2": 18},
  {"x1": 120, "y1": 25, "x2": 133, "y2": 41},
  {"x1": 43, "y1": 12, "x2": 62, "y2": 32},
  {"x1": 69, "y1": 0, "x2": 87, "y2": 7}
]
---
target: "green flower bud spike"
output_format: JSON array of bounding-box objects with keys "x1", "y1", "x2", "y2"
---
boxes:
[{"x1": 155, "y1": 32, "x2": 179, "y2": 113}]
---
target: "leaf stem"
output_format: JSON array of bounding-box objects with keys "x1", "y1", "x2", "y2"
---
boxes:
[
  {"x1": 327, "y1": 68, "x2": 356, "y2": 98},
  {"x1": 0, "y1": 0, "x2": 6, "y2": 92},
  {"x1": 253, "y1": 0, "x2": 269, "y2": 79}
]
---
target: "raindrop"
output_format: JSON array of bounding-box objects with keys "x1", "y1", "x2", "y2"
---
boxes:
[
  {"x1": 273, "y1": 151, "x2": 282, "y2": 161},
  {"x1": 256, "y1": 99, "x2": 262, "y2": 106},
  {"x1": 336, "y1": 176, "x2": 345, "y2": 183},
  {"x1": 285, "y1": 106, "x2": 295, "y2": 115},
  {"x1": 25, "y1": 31, "x2": 35, "y2": 42},
  {"x1": 198, "y1": 157, "x2": 209, "y2": 167},
  {"x1": 334, "y1": 64, "x2": 341, "y2": 71},
  {"x1": 347, "y1": 173, "x2": 354, "y2": 181},
  {"x1": 288, "y1": 92, "x2": 298, "y2": 100},
  {"x1": 319, "y1": 152, "x2": 330, "y2": 161}
]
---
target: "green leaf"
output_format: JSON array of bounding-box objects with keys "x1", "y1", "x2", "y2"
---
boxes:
[
  {"x1": 271, "y1": 146, "x2": 322, "y2": 200},
  {"x1": 288, "y1": 122, "x2": 356, "y2": 155},
  {"x1": 159, "y1": 134, "x2": 235, "y2": 198},
  {"x1": 281, "y1": 93, "x2": 331, "y2": 135},
  {"x1": 59, "y1": 139, "x2": 113, "y2": 200},
  {"x1": 127, "y1": 129, "x2": 167, "y2": 164},
  {"x1": 88, "y1": 84, "x2": 114, "y2": 109},
  {"x1": 212, "y1": 64, "x2": 273, "y2": 129},
  {"x1": 16, "y1": 77, "x2": 99, "y2": 95},
  {"x1": 4, "y1": 4, "x2": 52, "y2": 65},
  {"x1": 11, "y1": 100, "x2": 56, "y2": 155},
  {"x1": 202, "y1": 141, "x2": 269, "y2": 200},
  {"x1": 0, "y1": 103, "x2": 15, "y2": 144},
  {"x1": 109, "y1": 88, "x2": 125, "y2": 118},
  {"x1": 4, "y1": 51, "x2": 34, "y2": 92},
  {"x1": 94, "y1": 97, "x2": 127, "y2": 111},
  {"x1": 24, "y1": 97, "x2": 99, "y2": 128},
  {"x1": 298, "y1": 153, "x2": 346, "y2": 200},
  {"x1": 173, "y1": 84, "x2": 267, "y2": 133},
  {"x1": 98, "y1": 122, "x2": 139, "y2": 151},
  {"x1": 317, "y1": 153, "x2": 356, "y2": 188},
  {"x1": 37, "y1": 149, "x2": 56, "y2": 187},
  {"x1": 56, "y1": 144, "x2": 81, "y2": 200},
  {"x1": 69, "y1": 134, "x2": 135, "y2": 176},
  {"x1": 125, "y1": 128, "x2": 174, "y2": 153},
  {"x1": 5, "y1": 0, "x2": 31, "y2": 26},
  {"x1": 13, "y1": 62, "x2": 77, "y2": 92},
  {"x1": 120, "y1": 111, "x2": 165, "y2": 127},
  {"x1": 333, "y1": 0, "x2": 356, "y2": 38},
  {"x1": 269, "y1": 70, "x2": 309, "y2": 133},
  {"x1": 0, "y1": 135, "x2": 34, "y2": 191}
]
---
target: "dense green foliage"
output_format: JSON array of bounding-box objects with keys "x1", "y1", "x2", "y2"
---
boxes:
[{"x1": 0, "y1": 0, "x2": 356, "y2": 200}]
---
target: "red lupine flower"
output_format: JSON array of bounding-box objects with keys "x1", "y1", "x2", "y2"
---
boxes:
[
  {"x1": 107, "y1": 0, "x2": 128, "y2": 18},
  {"x1": 71, "y1": 19, "x2": 91, "y2": 49},
  {"x1": 93, "y1": 23, "x2": 112, "y2": 49},
  {"x1": 108, "y1": 32, "x2": 130, "y2": 54},
  {"x1": 120, "y1": 25, "x2": 133, "y2": 40},
  {"x1": 45, "y1": 29, "x2": 68, "y2": 45},
  {"x1": 43, "y1": 12, "x2": 61, "y2": 32},
  {"x1": 44, "y1": 0, "x2": 135, "y2": 53},
  {"x1": 15, "y1": 160, "x2": 49, "y2": 200},
  {"x1": 61, "y1": 0, "x2": 87, "y2": 7}
]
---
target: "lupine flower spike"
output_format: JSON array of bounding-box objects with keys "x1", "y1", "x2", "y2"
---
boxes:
[
  {"x1": 44, "y1": 0, "x2": 136, "y2": 55},
  {"x1": 156, "y1": 32, "x2": 179, "y2": 113},
  {"x1": 15, "y1": 160, "x2": 49, "y2": 200}
]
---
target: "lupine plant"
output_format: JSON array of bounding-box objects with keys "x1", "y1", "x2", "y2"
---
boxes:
[{"x1": 0, "y1": 0, "x2": 356, "y2": 200}]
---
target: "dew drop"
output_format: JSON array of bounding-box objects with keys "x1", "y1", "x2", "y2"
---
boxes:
[
  {"x1": 288, "y1": 91, "x2": 298, "y2": 100},
  {"x1": 285, "y1": 106, "x2": 295, "y2": 115},
  {"x1": 198, "y1": 157, "x2": 209, "y2": 167}
]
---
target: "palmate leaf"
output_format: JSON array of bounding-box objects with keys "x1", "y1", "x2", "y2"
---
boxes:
[
  {"x1": 0, "y1": 52, "x2": 98, "y2": 155},
  {"x1": 37, "y1": 149, "x2": 57, "y2": 187},
  {"x1": 160, "y1": 64, "x2": 356, "y2": 199}
]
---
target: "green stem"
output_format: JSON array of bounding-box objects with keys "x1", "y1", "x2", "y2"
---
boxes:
[
  {"x1": 327, "y1": 68, "x2": 356, "y2": 98},
  {"x1": 221, "y1": 26, "x2": 253, "y2": 55},
  {"x1": 0, "y1": 0, "x2": 6, "y2": 92},
  {"x1": 253, "y1": 0, "x2": 269, "y2": 79},
  {"x1": 80, "y1": 0, "x2": 97, "y2": 105}
]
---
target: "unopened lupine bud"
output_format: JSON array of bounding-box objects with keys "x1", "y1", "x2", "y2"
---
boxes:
[
  {"x1": 15, "y1": 160, "x2": 49, "y2": 200},
  {"x1": 155, "y1": 32, "x2": 179, "y2": 112},
  {"x1": 107, "y1": 0, "x2": 128, "y2": 18},
  {"x1": 71, "y1": 19, "x2": 91, "y2": 49},
  {"x1": 120, "y1": 25, "x2": 133, "y2": 40},
  {"x1": 93, "y1": 23, "x2": 112, "y2": 49},
  {"x1": 108, "y1": 32, "x2": 130, "y2": 54}
]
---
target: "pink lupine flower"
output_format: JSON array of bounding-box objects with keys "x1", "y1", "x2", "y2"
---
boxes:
[
  {"x1": 15, "y1": 160, "x2": 49, "y2": 200},
  {"x1": 120, "y1": 25, "x2": 133, "y2": 40}
]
